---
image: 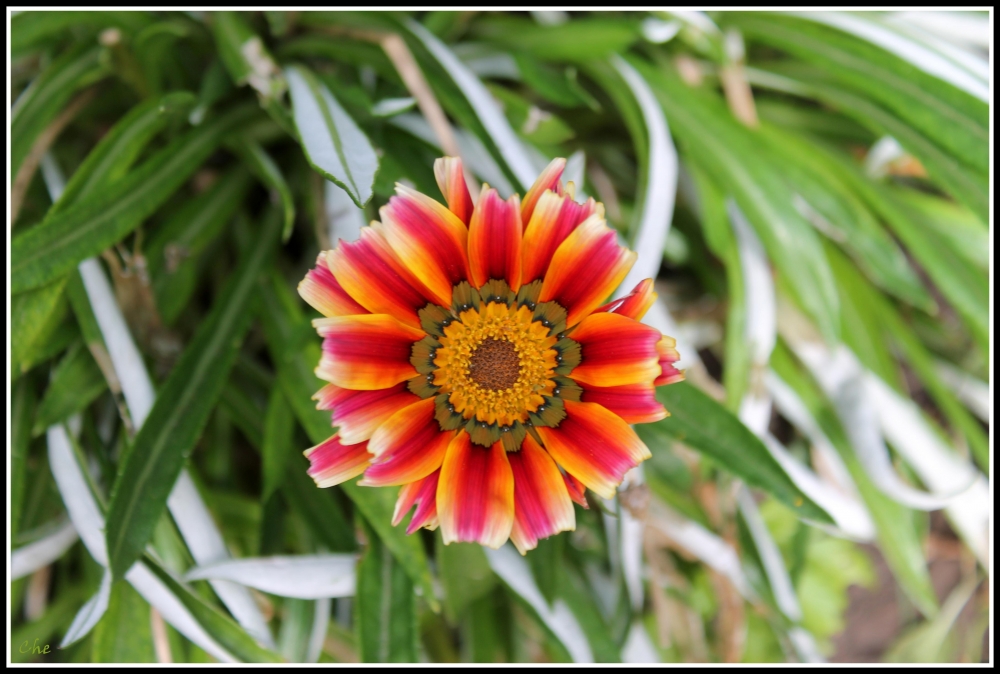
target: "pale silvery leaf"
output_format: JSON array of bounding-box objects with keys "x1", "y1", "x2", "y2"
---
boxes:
[
  {"x1": 185, "y1": 555, "x2": 358, "y2": 599},
  {"x1": 485, "y1": 545, "x2": 594, "y2": 663}
]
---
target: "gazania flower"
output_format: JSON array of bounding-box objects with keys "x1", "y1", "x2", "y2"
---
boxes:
[{"x1": 298, "y1": 156, "x2": 684, "y2": 554}]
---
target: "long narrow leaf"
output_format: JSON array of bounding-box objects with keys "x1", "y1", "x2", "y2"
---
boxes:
[
  {"x1": 12, "y1": 104, "x2": 257, "y2": 294},
  {"x1": 105, "y1": 208, "x2": 281, "y2": 581}
]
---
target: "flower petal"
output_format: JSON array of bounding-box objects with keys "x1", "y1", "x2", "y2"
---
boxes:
[
  {"x1": 655, "y1": 335, "x2": 685, "y2": 386},
  {"x1": 569, "y1": 312, "x2": 662, "y2": 387},
  {"x1": 579, "y1": 381, "x2": 667, "y2": 424},
  {"x1": 437, "y1": 433, "x2": 514, "y2": 548},
  {"x1": 314, "y1": 382, "x2": 418, "y2": 445},
  {"x1": 521, "y1": 190, "x2": 600, "y2": 284},
  {"x1": 434, "y1": 156, "x2": 474, "y2": 225},
  {"x1": 298, "y1": 251, "x2": 368, "y2": 318},
  {"x1": 509, "y1": 435, "x2": 575, "y2": 555},
  {"x1": 304, "y1": 434, "x2": 371, "y2": 488},
  {"x1": 328, "y1": 226, "x2": 436, "y2": 330},
  {"x1": 360, "y1": 398, "x2": 452, "y2": 486},
  {"x1": 540, "y1": 214, "x2": 636, "y2": 327},
  {"x1": 392, "y1": 469, "x2": 440, "y2": 534},
  {"x1": 594, "y1": 278, "x2": 657, "y2": 321},
  {"x1": 562, "y1": 471, "x2": 589, "y2": 508},
  {"x1": 468, "y1": 187, "x2": 522, "y2": 291},
  {"x1": 521, "y1": 157, "x2": 565, "y2": 226},
  {"x1": 536, "y1": 400, "x2": 651, "y2": 500},
  {"x1": 314, "y1": 314, "x2": 423, "y2": 390},
  {"x1": 380, "y1": 184, "x2": 469, "y2": 306}
]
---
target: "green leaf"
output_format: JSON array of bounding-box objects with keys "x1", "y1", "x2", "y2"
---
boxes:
[
  {"x1": 558, "y1": 565, "x2": 621, "y2": 663},
  {"x1": 104, "y1": 208, "x2": 281, "y2": 582},
  {"x1": 690, "y1": 164, "x2": 748, "y2": 412},
  {"x1": 356, "y1": 519, "x2": 418, "y2": 663},
  {"x1": 11, "y1": 11, "x2": 153, "y2": 59},
  {"x1": 11, "y1": 378, "x2": 36, "y2": 542},
  {"x1": 729, "y1": 13, "x2": 988, "y2": 175},
  {"x1": 92, "y1": 581, "x2": 157, "y2": 662},
  {"x1": 632, "y1": 57, "x2": 841, "y2": 342},
  {"x1": 11, "y1": 277, "x2": 69, "y2": 379},
  {"x1": 285, "y1": 64, "x2": 378, "y2": 208},
  {"x1": 141, "y1": 555, "x2": 285, "y2": 663},
  {"x1": 52, "y1": 91, "x2": 197, "y2": 217},
  {"x1": 211, "y1": 10, "x2": 286, "y2": 101},
  {"x1": 147, "y1": 167, "x2": 254, "y2": 325},
  {"x1": 805, "y1": 78, "x2": 987, "y2": 225},
  {"x1": 32, "y1": 341, "x2": 107, "y2": 436},
  {"x1": 436, "y1": 539, "x2": 496, "y2": 622},
  {"x1": 282, "y1": 459, "x2": 357, "y2": 553},
  {"x1": 11, "y1": 104, "x2": 258, "y2": 294},
  {"x1": 11, "y1": 43, "x2": 105, "y2": 181},
  {"x1": 755, "y1": 122, "x2": 934, "y2": 312},
  {"x1": 258, "y1": 273, "x2": 437, "y2": 608},
  {"x1": 639, "y1": 382, "x2": 834, "y2": 524},
  {"x1": 262, "y1": 388, "x2": 295, "y2": 501},
  {"x1": 473, "y1": 15, "x2": 641, "y2": 60},
  {"x1": 819, "y1": 150, "x2": 988, "y2": 355},
  {"x1": 234, "y1": 140, "x2": 296, "y2": 242}
]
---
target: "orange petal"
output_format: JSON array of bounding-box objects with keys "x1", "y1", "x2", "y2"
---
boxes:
[
  {"x1": 536, "y1": 400, "x2": 651, "y2": 500},
  {"x1": 521, "y1": 157, "x2": 565, "y2": 226},
  {"x1": 328, "y1": 226, "x2": 437, "y2": 330},
  {"x1": 540, "y1": 214, "x2": 636, "y2": 327},
  {"x1": 392, "y1": 469, "x2": 440, "y2": 534},
  {"x1": 569, "y1": 312, "x2": 662, "y2": 387},
  {"x1": 437, "y1": 434, "x2": 514, "y2": 548},
  {"x1": 521, "y1": 190, "x2": 600, "y2": 284},
  {"x1": 468, "y1": 187, "x2": 522, "y2": 291},
  {"x1": 360, "y1": 398, "x2": 452, "y2": 486},
  {"x1": 298, "y1": 251, "x2": 368, "y2": 317},
  {"x1": 304, "y1": 434, "x2": 371, "y2": 487},
  {"x1": 314, "y1": 314, "x2": 423, "y2": 390},
  {"x1": 594, "y1": 278, "x2": 657, "y2": 321},
  {"x1": 434, "y1": 156, "x2": 474, "y2": 225},
  {"x1": 314, "y1": 382, "x2": 418, "y2": 445},
  {"x1": 655, "y1": 335, "x2": 685, "y2": 386},
  {"x1": 579, "y1": 381, "x2": 667, "y2": 424},
  {"x1": 380, "y1": 184, "x2": 469, "y2": 306},
  {"x1": 509, "y1": 435, "x2": 575, "y2": 555}
]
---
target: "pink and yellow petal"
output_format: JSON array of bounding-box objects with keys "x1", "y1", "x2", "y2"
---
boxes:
[
  {"x1": 298, "y1": 251, "x2": 368, "y2": 318},
  {"x1": 314, "y1": 383, "x2": 418, "y2": 445},
  {"x1": 304, "y1": 434, "x2": 371, "y2": 487},
  {"x1": 437, "y1": 434, "x2": 514, "y2": 549},
  {"x1": 594, "y1": 278, "x2": 657, "y2": 321},
  {"x1": 392, "y1": 469, "x2": 440, "y2": 534},
  {"x1": 540, "y1": 215, "x2": 636, "y2": 327},
  {"x1": 380, "y1": 184, "x2": 469, "y2": 306},
  {"x1": 521, "y1": 157, "x2": 565, "y2": 226},
  {"x1": 521, "y1": 190, "x2": 600, "y2": 284},
  {"x1": 579, "y1": 382, "x2": 667, "y2": 424},
  {"x1": 434, "y1": 156, "x2": 474, "y2": 225},
  {"x1": 328, "y1": 227, "x2": 436, "y2": 330},
  {"x1": 536, "y1": 400, "x2": 651, "y2": 500},
  {"x1": 314, "y1": 314, "x2": 423, "y2": 390},
  {"x1": 569, "y1": 312, "x2": 662, "y2": 387},
  {"x1": 655, "y1": 335, "x2": 685, "y2": 386},
  {"x1": 509, "y1": 435, "x2": 575, "y2": 555},
  {"x1": 468, "y1": 187, "x2": 522, "y2": 291},
  {"x1": 360, "y1": 398, "x2": 452, "y2": 486}
]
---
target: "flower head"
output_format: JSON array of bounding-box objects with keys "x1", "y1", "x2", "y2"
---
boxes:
[{"x1": 299, "y1": 157, "x2": 684, "y2": 554}]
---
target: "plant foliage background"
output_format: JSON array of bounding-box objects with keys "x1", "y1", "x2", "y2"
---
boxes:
[{"x1": 8, "y1": 9, "x2": 991, "y2": 664}]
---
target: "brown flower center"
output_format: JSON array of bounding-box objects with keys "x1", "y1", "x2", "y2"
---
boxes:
[{"x1": 468, "y1": 338, "x2": 520, "y2": 391}]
